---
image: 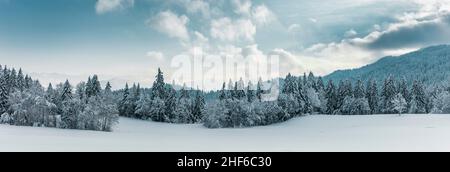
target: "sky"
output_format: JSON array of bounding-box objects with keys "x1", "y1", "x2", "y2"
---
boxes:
[{"x1": 1, "y1": 0, "x2": 450, "y2": 90}]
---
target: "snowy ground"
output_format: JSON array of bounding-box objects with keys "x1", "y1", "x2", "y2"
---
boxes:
[{"x1": 1, "y1": 114, "x2": 450, "y2": 152}]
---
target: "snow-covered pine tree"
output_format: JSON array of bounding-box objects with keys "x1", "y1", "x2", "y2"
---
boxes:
[
  {"x1": 0, "y1": 74, "x2": 9, "y2": 114},
  {"x1": 180, "y1": 83, "x2": 190, "y2": 99},
  {"x1": 75, "y1": 82, "x2": 86, "y2": 101},
  {"x1": 366, "y1": 79, "x2": 379, "y2": 114},
  {"x1": 246, "y1": 81, "x2": 255, "y2": 102},
  {"x1": 151, "y1": 68, "x2": 166, "y2": 100},
  {"x1": 9, "y1": 68, "x2": 16, "y2": 90},
  {"x1": 391, "y1": 93, "x2": 407, "y2": 116},
  {"x1": 24, "y1": 75, "x2": 32, "y2": 89},
  {"x1": 236, "y1": 78, "x2": 246, "y2": 100},
  {"x1": 129, "y1": 83, "x2": 141, "y2": 118},
  {"x1": 409, "y1": 80, "x2": 427, "y2": 113},
  {"x1": 381, "y1": 75, "x2": 397, "y2": 114},
  {"x1": 191, "y1": 90, "x2": 205, "y2": 123},
  {"x1": 316, "y1": 76, "x2": 325, "y2": 92},
  {"x1": 164, "y1": 86, "x2": 177, "y2": 122},
  {"x1": 104, "y1": 82, "x2": 112, "y2": 94},
  {"x1": 256, "y1": 78, "x2": 263, "y2": 102},
  {"x1": 103, "y1": 81, "x2": 115, "y2": 105},
  {"x1": 282, "y1": 73, "x2": 297, "y2": 94},
  {"x1": 90, "y1": 75, "x2": 102, "y2": 97},
  {"x1": 307, "y1": 72, "x2": 317, "y2": 90},
  {"x1": 118, "y1": 83, "x2": 130, "y2": 116},
  {"x1": 174, "y1": 88, "x2": 192, "y2": 123},
  {"x1": 219, "y1": 82, "x2": 227, "y2": 101},
  {"x1": 398, "y1": 78, "x2": 411, "y2": 104},
  {"x1": 85, "y1": 76, "x2": 92, "y2": 98},
  {"x1": 60, "y1": 80, "x2": 73, "y2": 102},
  {"x1": 46, "y1": 83, "x2": 59, "y2": 105},
  {"x1": 16, "y1": 69, "x2": 25, "y2": 91},
  {"x1": 336, "y1": 80, "x2": 352, "y2": 114},
  {"x1": 354, "y1": 79, "x2": 365, "y2": 99},
  {"x1": 325, "y1": 80, "x2": 338, "y2": 114}
]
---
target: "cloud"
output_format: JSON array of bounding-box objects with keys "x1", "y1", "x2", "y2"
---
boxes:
[
  {"x1": 309, "y1": 18, "x2": 318, "y2": 23},
  {"x1": 344, "y1": 29, "x2": 358, "y2": 38},
  {"x1": 147, "y1": 51, "x2": 164, "y2": 61},
  {"x1": 147, "y1": 10, "x2": 190, "y2": 41},
  {"x1": 180, "y1": 0, "x2": 210, "y2": 18},
  {"x1": 359, "y1": 13, "x2": 450, "y2": 50},
  {"x1": 288, "y1": 24, "x2": 301, "y2": 33},
  {"x1": 231, "y1": 0, "x2": 252, "y2": 16},
  {"x1": 251, "y1": 4, "x2": 276, "y2": 25},
  {"x1": 95, "y1": 0, "x2": 134, "y2": 14},
  {"x1": 210, "y1": 17, "x2": 256, "y2": 42}
]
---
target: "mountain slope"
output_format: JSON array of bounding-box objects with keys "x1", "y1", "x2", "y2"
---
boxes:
[{"x1": 324, "y1": 45, "x2": 450, "y2": 85}]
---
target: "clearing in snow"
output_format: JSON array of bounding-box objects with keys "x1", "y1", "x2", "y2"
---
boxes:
[{"x1": 1, "y1": 114, "x2": 450, "y2": 152}]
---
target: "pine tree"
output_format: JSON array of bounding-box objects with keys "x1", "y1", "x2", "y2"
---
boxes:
[
  {"x1": 104, "y1": 82, "x2": 112, "y2": 93},
  {"x1": 336, "y1": 80, "x2": 352, "y2": 112},
  {"x1": 24, "y1": 75, "x2": 32, "y2": 89},
  {"x1": 165, "y1": 86, "x2": 177, "y2": 122},
  {"x1": 282, "y1": 73, "x2": 297, "y2": 94},
  {"x1": 398, "y1": 78, "x2": 410, "y2": 104},
  {"x1": 354, "y1": 79, "x2": 365, "y2": 99},
  {"x1": 0, "y1": 75, "x2": 9, "y2": 114},
  {"x1": 191, "y1": 90, "x2": 205, "y2": 123},
  {"x1": 366, "y1": 79, "x2": 379, "y2": 114},
  {"x1": 325, "y1": 80, "x2": 337, "y2": 114},
  {"x1": 392, "y1": 93, "x2": 407, "y2": 116},
  {"x1": 409, "y1": 80, "x2": 426, "y2": 113},
  {"x1": 2, "y1": 67, "x2": 10, "y2": 94},
  {"x1": 16, "y1": 69, "x2": 25, "y2": 91},
  {"x1": 316, "y1": 76, "x2": 325, "y2": 92},
  {"x1": 246, "y1": 81, "x2": 255, "y2": 102},
  {"x1": 9, "y1": 68, "x2": 16, "y2": 90},
  {"x1": 381, "y1": 75, "x2": 397, "y2": 113},
  {"x1": 256, "y1": 78, "x2": 263, "y2": 102},
  {"x1": 180, "y1": 83, "x2": 190, "y2": 99},
  {"x1": 85, "y1": 75, "x2": 102, "y2": 98},
  {"x1": 236, "y1": 78, "x2": 246, "y2": 100},
  {"x1": 307, "y1": 72, "x2": 316, "y2": 90},
  {"x1": 60, "y1": 80, "x2": 73, "y2": 102},
  {"x1": 219, "y1": 82, "x2": 227, "y2": 101},
  {"x1": 118, "y1": 83, "x2": 130, "y2": 116},
  {"x1": 152, "y1": 68, "x2": 166, "y2": 99}
]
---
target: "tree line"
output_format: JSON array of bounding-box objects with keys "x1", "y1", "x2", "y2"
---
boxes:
[
  {"x1": 0, "y1": 65, "x2": 118, "y2": 131},
  {"x1": 203, "y1": 72, "x2": 450, "y2": 128},
  {"x1": 117, "y1": 68, "x2": 205, "y2": 124}
]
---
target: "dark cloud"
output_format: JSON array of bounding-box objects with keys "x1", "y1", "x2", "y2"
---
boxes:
[{"x1": 364, "y1": 13, "x2": 450, "y2": 50}]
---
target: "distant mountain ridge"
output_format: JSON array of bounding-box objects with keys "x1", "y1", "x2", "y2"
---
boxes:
[{"x1": 324, "y1": 45, "x2": 450, "y2": 86}]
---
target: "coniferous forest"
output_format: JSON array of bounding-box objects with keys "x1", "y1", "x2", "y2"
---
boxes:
[{"x1": 2, "y1": 62, "x2": 450, "y2": 131}]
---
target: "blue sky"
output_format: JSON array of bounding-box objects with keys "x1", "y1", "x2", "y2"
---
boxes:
[{"x1": 1, "y1": 0, "x2": 450, "y2": 89}]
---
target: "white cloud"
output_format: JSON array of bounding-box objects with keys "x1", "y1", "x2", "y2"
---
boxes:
[
  {"x1": 210, "y1": 17, "x2": 256, "y2": 42},
  {"x1": 181, "y1": 0, "x2": 210, "y2": 18},
  {"x1": 147, "y1": 10, "x2": 190, "y2": 41},
  {"x1": 251, "y1": 4, "x2": 276, "y2": 25},
  {"x1": 344, "y1": 29, "x2": 358, "y2": 38},
  {"x1": 288, "y1": 24, "x2": 301, "y2": 33},
  {"x1": 231, "y1": 0, "x2": 252, "y2": 16},
  {"x1": 309, "y1": 18, "x2": 318, "y2": 23},
  {"x1": 95, "y1": 0, "x2": 134, "y2": 14},
  {"x1": 147, "y1": 51, "x2": 164, "y2": 61}
]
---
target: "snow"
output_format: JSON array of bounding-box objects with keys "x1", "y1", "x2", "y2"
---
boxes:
[{"x1": 2, "y1": 114, "x2": 450, "y2": 152}]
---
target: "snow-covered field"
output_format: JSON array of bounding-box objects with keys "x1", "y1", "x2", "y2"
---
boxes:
[{"x1": 1, "y1": 114, "x2": 450, "y2": 152}]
